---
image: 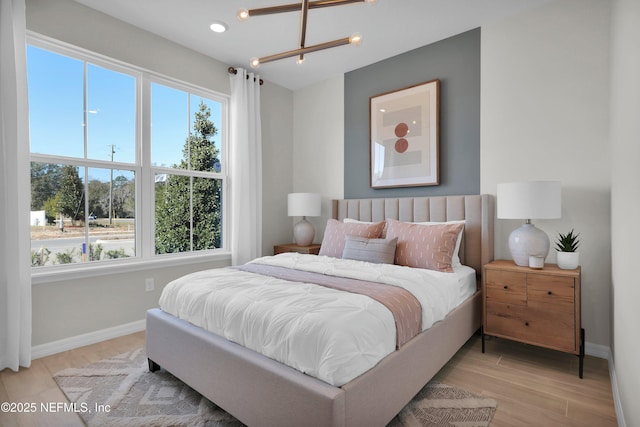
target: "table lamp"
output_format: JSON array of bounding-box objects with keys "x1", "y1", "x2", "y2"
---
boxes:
[
  {"x1": 497, "y1": 181, "x2": 561, "y2": 267},
  {"x1": 288, "y1": 193, "x2": 321, "y2": 246}
]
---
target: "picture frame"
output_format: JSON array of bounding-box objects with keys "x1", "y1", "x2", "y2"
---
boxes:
[{"x1": 370, "y1": 79, "x2": 440, "y2": 189}]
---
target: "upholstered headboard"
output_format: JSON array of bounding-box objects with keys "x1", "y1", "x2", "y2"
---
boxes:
[{"x1": 332, "y1": 195, "x2": 494, "y2": 276}]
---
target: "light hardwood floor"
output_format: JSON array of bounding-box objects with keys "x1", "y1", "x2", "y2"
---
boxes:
[{"x1": 0, "y1": 331, "x2": 617, "y2": 426}]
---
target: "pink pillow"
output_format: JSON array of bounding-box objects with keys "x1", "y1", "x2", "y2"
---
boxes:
[
  {"x1": 385, "y1": 219, "x2": 465, "y2": 273},
  {"x1": 319, "y1": 219, "x2": 386, "y2": 258}
]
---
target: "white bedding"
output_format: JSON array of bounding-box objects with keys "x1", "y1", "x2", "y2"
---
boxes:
[{"x1": 159, "y1": 253, "x2": 476, "y2": 386}]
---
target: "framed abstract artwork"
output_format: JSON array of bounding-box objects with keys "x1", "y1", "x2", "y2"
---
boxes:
[{"x1": 370, "y1": 79, "x2": 440, "y2": 188}]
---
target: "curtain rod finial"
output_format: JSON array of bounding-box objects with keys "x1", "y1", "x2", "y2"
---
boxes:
[{"x1": 228, "y1": 66, "x2": 264, "y2": 85}]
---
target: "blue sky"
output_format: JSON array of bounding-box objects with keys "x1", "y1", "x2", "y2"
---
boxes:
[{"x1": 27, "y1": 45, "x2": 222, "y2": 183}]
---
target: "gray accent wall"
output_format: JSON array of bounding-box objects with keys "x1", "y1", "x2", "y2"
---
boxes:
[{"x1": 344, "y1": 29, "x2": 480, "y2": 199}]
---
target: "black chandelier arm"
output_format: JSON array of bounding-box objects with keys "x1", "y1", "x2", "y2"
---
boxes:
[
  {"x1": 240, "y1": 0, "x2": 370, "y2": 67},
  {"x1": 298, "y1": 0, "x2": 310, "y2": 62},
  {"x1": 258, "y1": 37, "x2": 351, "y2": 65},
  {"x1": 246, "y1": 0, "x2": 365, "y2": 17}
]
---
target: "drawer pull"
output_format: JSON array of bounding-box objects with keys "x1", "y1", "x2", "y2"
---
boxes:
[
  {"x1": 548, "y1": 291, "x2": 552, "y2": 295},
  {"x1": 503, "y1": 285, "x2": 508, "y2": 289},
  {"x1": 524, "y1": 322, "x2": 529, "y2": 326}
]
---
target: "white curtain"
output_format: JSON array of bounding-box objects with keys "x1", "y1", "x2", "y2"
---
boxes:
[
  {"x1": 229, "y1": 68, "x2": 262, "y2": 265},
  {"x1": 0, "y1": 0, "x2": 32, "y2": 371}
]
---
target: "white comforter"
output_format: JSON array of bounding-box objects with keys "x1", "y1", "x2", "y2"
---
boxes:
[{"x1": 159, "y1": 253, "x2": 476, "y2": 386}]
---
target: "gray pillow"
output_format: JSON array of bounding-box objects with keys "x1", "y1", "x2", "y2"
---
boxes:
[{"x1": 342, "y1": 235, "x2": 398, "y2": 264}]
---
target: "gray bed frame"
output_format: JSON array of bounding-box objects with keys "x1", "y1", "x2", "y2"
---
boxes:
[{"x1": 146, "y1": 194, "x2": 494, "y2": 427}]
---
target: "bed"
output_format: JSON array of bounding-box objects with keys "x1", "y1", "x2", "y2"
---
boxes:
[{"x1": 146, "y1": 194, "x2": 494, "y2": 427}]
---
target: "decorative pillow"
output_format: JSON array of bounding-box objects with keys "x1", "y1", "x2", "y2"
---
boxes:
[
  {"x1": 385, "y1": 219, "x2": 465, "y2": 273},
  {"x1": 344, "y1": 218, "x2": 387, "y2": 238},
  {"x1": 319, "y1": 219, "x2": 385, "y2": 258},
  {"x1": 414, "y1": 220, "x2": 465, "y2": 267},
  {"x1": 342, "y1": 235, "x2": 398, "y2": 264}
]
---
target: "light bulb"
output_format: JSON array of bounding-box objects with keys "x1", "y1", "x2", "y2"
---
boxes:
[
  {"x1": 365, "y1": 0, "x2": 377, "y2": 4},
  {"x1": 209, "y1": 22, "x2": 228, "y2": 33},
  {"x1": 296, "y1": 56, "x2": 305, "y2": 65},
  {"x1": 349, "y1": 33, "x2": 362, "y2": 46},
  {"x1": 249, "y1": 57, "x2": 261, "y2": 69},
  {"x1": 237, "y1": 9, "x2": 250, "y2": 21}
]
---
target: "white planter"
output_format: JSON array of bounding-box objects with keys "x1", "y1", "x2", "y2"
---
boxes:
[{"x1": 557, "y1": 251, "x2": 579, "y2": 270}]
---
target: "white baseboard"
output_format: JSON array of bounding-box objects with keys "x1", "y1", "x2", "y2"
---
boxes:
[
  {"x1": 585, "y1": 341, "x2": 611, "y2": 359},
  {"x1": 608, "y1": 353, "x2": 627, "y2": 427},
  {"x1": 31, "y1": 319, "x2": 146, "y2": 360}
]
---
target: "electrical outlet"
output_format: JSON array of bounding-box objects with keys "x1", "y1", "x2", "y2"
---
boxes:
[{"x1": 145, "y1": 278, "x2": 155, "y2": 292}]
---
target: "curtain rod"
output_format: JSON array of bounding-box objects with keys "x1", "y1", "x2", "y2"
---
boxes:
[{"x1": 228, "y1": 67, "x2": 264, "y2": 86}]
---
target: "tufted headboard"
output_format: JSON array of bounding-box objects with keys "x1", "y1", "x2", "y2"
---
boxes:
[{"x1": 332, "y1": 194, "x2": 494, "y2": 276}]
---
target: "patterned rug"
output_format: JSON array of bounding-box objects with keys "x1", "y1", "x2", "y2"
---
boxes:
[{"x1": 53, "y1": 348, "x2": 497, "y2": 426}]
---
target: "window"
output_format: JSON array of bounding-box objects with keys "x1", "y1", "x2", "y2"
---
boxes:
[
  {"x1": 27, "y1": 37, "x2": 228, "y2": 270},
  {"x1": 151, "y1": 82, "x2": 224, "y2": 255}
]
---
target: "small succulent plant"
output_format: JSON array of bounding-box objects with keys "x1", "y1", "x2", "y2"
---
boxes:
[{"x1": 555, "y1": 229, "x2": 580, "y2": 252}]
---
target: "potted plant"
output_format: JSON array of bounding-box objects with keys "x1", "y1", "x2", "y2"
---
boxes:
[{"x1": 555, "y1": 229, "x2": 580, "y2": 269}]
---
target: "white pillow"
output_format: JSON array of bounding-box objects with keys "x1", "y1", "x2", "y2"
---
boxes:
[{"x1": 411, "y1": 220, "x2": 465, "y2": 267}]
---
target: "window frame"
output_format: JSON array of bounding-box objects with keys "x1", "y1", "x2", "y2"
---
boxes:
[{"x1": 28, "y1": 33, "x2": 231, "y2": 285}]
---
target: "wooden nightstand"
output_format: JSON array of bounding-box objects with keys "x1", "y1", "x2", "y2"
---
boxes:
[
  {"x1": 273, "y1": 243, "x2": 321, "y2": 255},
  {"x1": 481, "y1": 260, "x2": 584, "y2": 378}
]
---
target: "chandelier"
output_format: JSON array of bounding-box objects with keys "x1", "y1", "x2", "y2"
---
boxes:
[{"x1": 238, "y1": 0, "x2": 376, "y2": 68}]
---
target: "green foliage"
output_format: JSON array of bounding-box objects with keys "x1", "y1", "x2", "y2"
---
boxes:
[
  {"x1": 30, "y1": 162, "x2": 62, "y2": 210},
  {"x1": 88, "y1": 179, "x2": 109, "y2": 218},
  {"x1": 104, "y1": 248, "x2": 129, "y2": 259},
  {"x1": 55, "y1": 248, "x2": 76, "y2": 264},
  {"x1": 57, "y1": 165, "x2": 84, "y2": 221},
  {"x1": 155, "y1": 101, "x2": 222, "y2": 254},
  {"x1": 89, "y1": 243, "x2": 103, "y2": 261},
  {"x1": 31, "y1": 247, "x2": 51, "y2": 267},
  {"x1": 555, "y1": 229, "x2": 580, "y2": 252},
  {"x1": 43, "y1": 193, "x2": 60, "y2": 224},
  {"x1": 112, "y1": 175, "x2": 135, "y2": 218}
]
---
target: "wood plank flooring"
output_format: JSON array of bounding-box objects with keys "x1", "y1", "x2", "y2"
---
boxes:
[
  {"x1": 435, "y1": 335, "x2": 617, "y2": 426},
  {"x1": 0, "y1": 331, "x2": 617, "y2": 426}
]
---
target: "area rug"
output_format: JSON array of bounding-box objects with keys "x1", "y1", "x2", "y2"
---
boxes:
[{"x1": 53, "y1": 348, "x2": 497, "y2": 426}]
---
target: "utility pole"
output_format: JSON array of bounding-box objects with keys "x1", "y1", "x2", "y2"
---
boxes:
[{"x1": 109, "y1": 144, "x2": 115, "y2": 225}]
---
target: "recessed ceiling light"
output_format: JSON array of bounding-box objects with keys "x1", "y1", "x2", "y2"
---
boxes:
[{"x1": 209, "y1": 21, "x2": 228, "y2": 33}]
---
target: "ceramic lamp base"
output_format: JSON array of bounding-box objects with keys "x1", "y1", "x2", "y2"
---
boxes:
[
  {"x1": 508, "y1": 222, "x2": 550, "y2": 267},
  {"x1": 293, "y1": 217, "x2": 315, "y2": 247}
]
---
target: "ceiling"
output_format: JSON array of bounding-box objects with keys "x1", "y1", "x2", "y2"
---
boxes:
[{"x1": 73, "y1": 0, "x2": 552, "y2": 90}]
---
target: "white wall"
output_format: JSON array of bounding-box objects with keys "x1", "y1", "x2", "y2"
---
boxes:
[
  {"x1": 261, "y1": 82, "x2": 294, "y2": 254},
  {"x1": 292, "y1": 75, "x2": 345, "y2": 243},
  {"x1": 26, "y1": 0, "x2": 294, "y2": 346},
  {"x1": 480, "y1": 0, "x2": 612, "y2": 348},
  {"x1": 610, "y1": 0, "x2": 640, "y2": 424}
]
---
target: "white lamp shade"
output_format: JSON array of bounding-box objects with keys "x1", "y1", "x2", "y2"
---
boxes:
[
  {"x1": 288, "y1": 193, "x2": 321, "y2": 217},
  {"x1": 497, "y1": 181, "x2": 561, "y2": 219}
]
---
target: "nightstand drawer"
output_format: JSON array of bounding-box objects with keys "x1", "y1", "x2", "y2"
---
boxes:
[
  {"x1": 486, "y1": 301, "x2": 575, "y2": 352},
  {"x1": 485, "y1": 269, "x2": 527, "y2": 305},
  {"x1": 527, "y1": 274, "x2": 575, "y2": 314}
]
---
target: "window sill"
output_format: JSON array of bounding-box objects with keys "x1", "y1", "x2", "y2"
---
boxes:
[{"x1": 31, "y1": 252, "x2": 232, "y2": 286}]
